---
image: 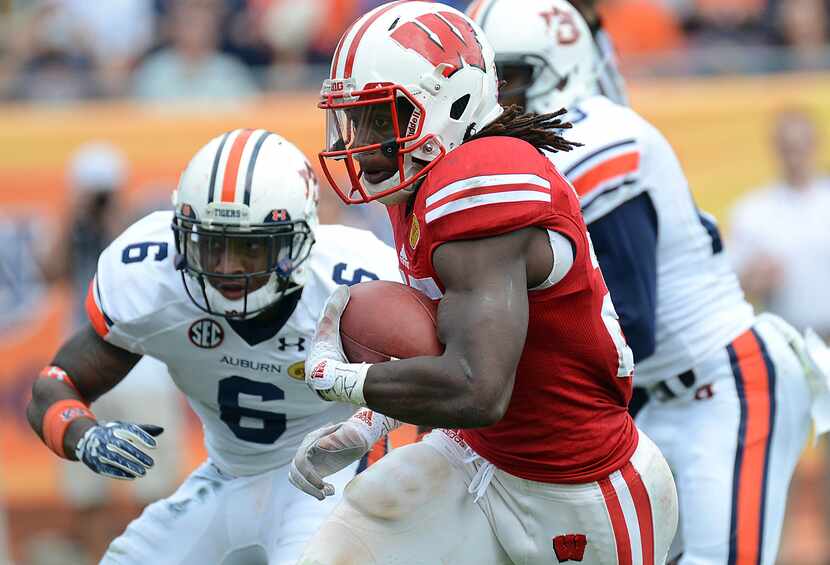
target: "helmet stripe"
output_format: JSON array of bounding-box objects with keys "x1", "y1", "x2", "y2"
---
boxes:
[
  {"x1": 344, "y1": 0, "x2": 407, "y2": 78},
  {"x1": 221, "y1": 129, "x2": 254, "y2": 203},
  {"x1": 330, "y1": 20, "x2": 356, "y2": 79},
  {"x1": 207, "y1": 131, "x2": 232, "y2": 204},
  {"x1": 243, "y1": 130, "x2": 273, "y2": 206}
]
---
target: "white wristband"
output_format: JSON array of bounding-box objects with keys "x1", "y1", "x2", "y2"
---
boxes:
[
  {"x1": 350, "y1": 408, "x2": 403, "y2": 445},
  {"x1": 312, "y1": 361, "x2": 371, "y2": 406}
]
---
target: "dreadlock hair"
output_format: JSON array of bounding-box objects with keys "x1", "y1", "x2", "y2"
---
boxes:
[{"x1": 464, "y1": 105, "x2": 581, "y2": 154}]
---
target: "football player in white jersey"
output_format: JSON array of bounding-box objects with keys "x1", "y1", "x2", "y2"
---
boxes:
[
  {"x1": 26, "y1": 129, "x2": 400, "y2": 565},
  {"x1": 468, "y1": 0, "x2": 628, "y2": 107},
  {"x1": 474, "y1": 1, "x2": 830, "y2": 563}
]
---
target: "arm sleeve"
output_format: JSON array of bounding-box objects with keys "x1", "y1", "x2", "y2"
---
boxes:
[
  {"x1": 84, "y1": 213, "x2": 174, "y2": 354},
  {"x1": 588, "y1": 192, "x2": 658, "y2": 362},
  {"x1": 564, "y1": 138, "x2": 645, "y2": 225},
  {"x1": 85, "y1": 243, "x2": 150, "y2": 355}
]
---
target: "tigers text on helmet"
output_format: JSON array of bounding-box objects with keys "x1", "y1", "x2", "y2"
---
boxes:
[
  {"x1": 469, "y1": 0, "x2": 599, "y2": 115},
  {"x1": 171, "y1": 129, "x2": 319, "y2": 320},
  {"x1": 319, "y1": 0, "x2": 503, "y2": 205}
]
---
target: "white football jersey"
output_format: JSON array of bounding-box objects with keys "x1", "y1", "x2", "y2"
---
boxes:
[
  {"x1": 547, "y1": 95, "x2": 755, "y2": 385},
  {"x1": 88, "y1": 211, "x2": 401, "y2": 476}
]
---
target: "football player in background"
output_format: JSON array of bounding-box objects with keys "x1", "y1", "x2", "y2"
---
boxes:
[
  {"x1": 474, "y1": 1, "x2": 828, "y2": 563},
  {"x1": 26, "y1": 130, "x2": 400, "y2": 564},
  {"x1": 289, "y1": 3, "x2": 678, "y2": 564},
  {"x1": 470, "y1": 0, "x2": 629, "y2": 107},
  {"x1": 38, "y1": 140, "x2": 185, "y2": 561}
]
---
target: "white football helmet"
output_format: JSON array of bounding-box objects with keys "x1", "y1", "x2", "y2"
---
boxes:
[
  {"x1": 319, "y1": 0, "x2": 503, "y2": 204},
  {"x1": 172, "y1": 129, "x2": 319, "y2": 319},
  {"x1": 469, "y1": 0, "x2": 599, "y2": 114}
]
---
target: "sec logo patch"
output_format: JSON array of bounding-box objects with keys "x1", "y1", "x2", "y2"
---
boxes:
[
  {"x1": 288, "y1": 361, "x2": 305, "y2": 381},
  {"x1": 189, "y1": 319, "x2": 224, "y2": 349}
]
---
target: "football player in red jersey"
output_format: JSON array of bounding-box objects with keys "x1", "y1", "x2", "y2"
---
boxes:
[{"x1": 289, "y1": 2, "x2": 677, "y2": 563}]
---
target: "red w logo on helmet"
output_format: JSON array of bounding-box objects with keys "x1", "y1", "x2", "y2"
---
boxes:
[{"x1": 391, "y1": 12, "x2": 485, "y2": 77}]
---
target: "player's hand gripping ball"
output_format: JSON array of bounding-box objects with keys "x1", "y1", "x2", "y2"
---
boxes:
[
  {"x1": 340, "y1": 280, "x2": 444, "y2": 362},
  {"x1": 305, "y1": 282, "x2": 444, "y2": 403},
  {"x1": 305, "y1": 281, "x2": 444, "y2": 406}
]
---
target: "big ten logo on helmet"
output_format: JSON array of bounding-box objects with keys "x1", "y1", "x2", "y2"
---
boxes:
[
  {"x1": 189, "y1": 318, "x2": 224, "y2": 349},
  {"x1": 391, "y1": 11, "x2": 485, "y2": 77},
  {"x1": 539, "y1": 7, "x2": 582, "y2": 45}
]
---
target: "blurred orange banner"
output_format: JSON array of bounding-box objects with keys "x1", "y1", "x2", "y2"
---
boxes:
[{"x1": 2, "y1": 75, "x2": 830, "y2": 503}]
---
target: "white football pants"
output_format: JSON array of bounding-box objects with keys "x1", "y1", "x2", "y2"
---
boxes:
[
  {"x1": 100, "y1": 457, "x2": 359, "y2": 565},
  {"x1": 297, "y1": 427, "x2": 678, "y2": 564},
  {"x1": 636, "y1": 316, "x2": 813, "y2": 564}
]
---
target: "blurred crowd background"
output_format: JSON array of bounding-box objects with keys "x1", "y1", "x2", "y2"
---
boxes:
[
  {"x1": 0, "y1": 0, "x2": 829, "y2": 564},
  {"x1": 0, "y1": 0, "x2": 829, "y2": 103}
]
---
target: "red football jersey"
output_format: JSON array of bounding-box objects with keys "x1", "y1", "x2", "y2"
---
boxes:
[{"x1": 388, "y1": 136, "x2": 638, "y2": 483}]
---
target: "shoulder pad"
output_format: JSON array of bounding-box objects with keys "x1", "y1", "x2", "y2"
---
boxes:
[
  {"x1": 548, "y1": 98, "x2": 652, "y2": 223},
  {"x1": 88, "y1": 212, "x2": 181, "y2": 342},
  {"x1": 419, "y1": 137, "x2": 563, "y2": 241},
  {"x1": 302, "y1": 225, "x2": 401, "y2": 303}
]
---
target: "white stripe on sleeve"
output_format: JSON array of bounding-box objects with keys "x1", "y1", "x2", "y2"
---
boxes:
[
  {"x1": 425, "y1": 190, "x2": 551, "y2": 224},
  {"x1": 425, "y1": 174, "x2": 550, "y2": 207}
]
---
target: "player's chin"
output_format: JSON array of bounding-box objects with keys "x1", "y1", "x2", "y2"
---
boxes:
[
  {"x1": 208, "y1": 281, "x2": 247, "y2": 301},
  {"x1": 363, "y1": 169, "x2": 397, "y2": 185},
  {"x1": 216, "y1": 286, "x2": 245, "y2": 301},
  {"x1": 209, "y1": 275, "x2": 271, "y2": 298}
]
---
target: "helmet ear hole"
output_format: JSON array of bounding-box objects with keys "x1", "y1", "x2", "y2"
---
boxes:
[{"x1": 450, "y1": 94, "x2": 471, "y2": 120}]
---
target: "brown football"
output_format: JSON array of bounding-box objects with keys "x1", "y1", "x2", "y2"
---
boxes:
[{"x1": 340, "y1": 281, "x2": 444, "y2": 363}]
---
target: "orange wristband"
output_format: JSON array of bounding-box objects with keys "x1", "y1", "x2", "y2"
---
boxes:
[
  {"x1": 43, "y1": 400, "x2": 95, "y2": 459},
  {"x1": 39, "y1": 366, "x2": 87, "y2": 404}
]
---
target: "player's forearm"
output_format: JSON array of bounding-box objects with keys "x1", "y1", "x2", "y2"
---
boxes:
[
  {"x1": 27, "y1": 377, "x2": 96, "y2": 460},
  {"x1": 363, "y1": 356, "x2": 510, "y2": 428}
]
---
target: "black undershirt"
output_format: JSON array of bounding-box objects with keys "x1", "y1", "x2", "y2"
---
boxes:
[{"x1": 227, "y1": 288, "x2": 304, "y2": 346}]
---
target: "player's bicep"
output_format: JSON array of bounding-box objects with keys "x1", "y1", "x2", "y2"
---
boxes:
[
  {"x1": 52, "y1": 326, "x2": 142, "y2": 403},
  {"x1": 432, "y1": 231, "x2": 530, "y2": 401}
]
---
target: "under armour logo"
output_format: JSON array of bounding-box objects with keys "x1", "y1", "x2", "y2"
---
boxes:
[
  {"x1": 271, "y1": 209, "x2": 290, "y2": 222},
  {"x1": 553, "y1": 534, "x2": 587, "y2": 562},
  {"x1": 278, "y1": 337, "x2": 306, "y2": 352}
]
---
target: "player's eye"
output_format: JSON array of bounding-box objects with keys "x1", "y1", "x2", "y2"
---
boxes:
[{"x1": 208, "y1": 238, "x2": 223, "y2": 253}]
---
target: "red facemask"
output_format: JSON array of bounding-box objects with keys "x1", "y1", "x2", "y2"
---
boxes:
[{"x1": 318, "y1": 81, "x2": 446, "y2": 204}]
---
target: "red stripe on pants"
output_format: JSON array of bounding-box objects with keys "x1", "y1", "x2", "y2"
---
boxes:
[
  {"x1": 600, "y1": 475, "x2": 632, "y2": 565},
  {"x1": 622, "y1": 462, "x2": 655, "y2": 565}
]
